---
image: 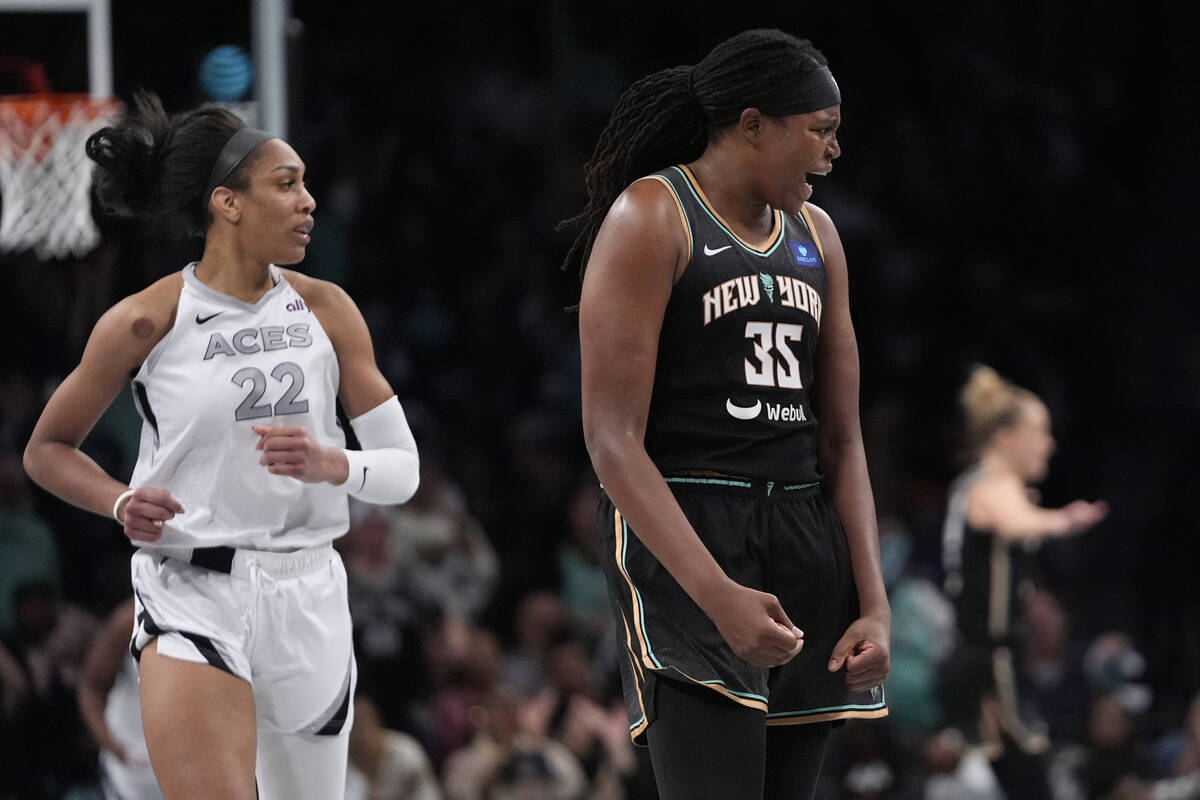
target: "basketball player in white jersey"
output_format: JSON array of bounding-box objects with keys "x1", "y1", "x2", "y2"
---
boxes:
[{"x1": 23, "y1": 91, "x2": 420, "y2": 800}]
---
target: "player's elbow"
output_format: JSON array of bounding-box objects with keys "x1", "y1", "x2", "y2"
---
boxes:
[
  {"x1": 22, "y1": 438, "x2": 51, "y2": 489},
  {"x1": 584, "y1": 427, "x2": 641, "y2": 484},
  {"x1": 379, "y1": 451, "x2": 420, "y2": 505},
  {"x1": 396, "y1": 453, "x2": 420, "y2": 504}
]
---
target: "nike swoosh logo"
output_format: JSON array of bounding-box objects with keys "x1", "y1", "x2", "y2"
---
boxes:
[
  {"x1": 704, "y1": 244, "x2": 733, "y2": 256},
  {"x1": 195, "y1": 311, "x2": 225, "y2": 324},
  {"x1": 358, "y1": 466, "x2": 368, "y2": 491},
  {"x1": 726, "y1": 398, "x2": 762, "y2": 420}
]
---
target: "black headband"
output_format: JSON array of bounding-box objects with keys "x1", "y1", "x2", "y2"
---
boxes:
[
  {"x1": 770, "y1": 65, "x2": 841, "y2": 115},
  {"x1": 205, "y1": 127, "x2": 273, "y2": 200}
]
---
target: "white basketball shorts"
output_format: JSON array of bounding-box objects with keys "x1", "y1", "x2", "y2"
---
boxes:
[{"x1": 130, "y1": 544, "x2": 355, "y2": 736}]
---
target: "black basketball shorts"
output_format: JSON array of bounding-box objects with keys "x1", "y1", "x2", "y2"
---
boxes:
[{"x1": 597, "y1": 477, "x2": 887, "y2": 743}]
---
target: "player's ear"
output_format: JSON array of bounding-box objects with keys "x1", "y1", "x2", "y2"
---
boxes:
[
  {"x1": 210, "y1": 186, "x2": 241, "y2": 224},
  {"x1": 738, "y1": 107, "x2": 765, "y2": 143}
]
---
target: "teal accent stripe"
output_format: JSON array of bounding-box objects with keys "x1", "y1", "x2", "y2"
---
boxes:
[
  {"x1": 629, "y1": 715, "x2": 646, "y2": 732},
  {"x1": 623, "y1": 518, "x2": 663, "y2": 669},
  {"x1": 766, "y1": 686, "x2": 887, "y2": 718},
  {"x1": 670, "y1": 166, "x2": 784, "y2": 258},
  {"x1": 696, "y1": 678, "x2": 768, "y2": 704},
  {"x1": 665, "y1": 477, "x2": 819, "y2": 492},
  {"x1": 665, "y1": 476, "x2": 752, "y2": 488}
]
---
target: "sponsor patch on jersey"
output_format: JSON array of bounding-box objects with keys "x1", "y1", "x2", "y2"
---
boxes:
[
  {"x1": 787, "y1": 240, "x2": 822, "y2": 267},
  {"x1": 725, "y1": 396, "x2": 809, "y2": 424}
]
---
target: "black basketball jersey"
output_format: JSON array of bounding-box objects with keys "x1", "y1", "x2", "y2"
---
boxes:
[
  {"x1": 942, "y1": 466, "x2": 1034, "y2": 647},
  {"x1": 643, "y1": 165, "x2": 829, "y2": 484}
]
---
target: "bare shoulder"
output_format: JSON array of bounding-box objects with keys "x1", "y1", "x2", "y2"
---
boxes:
[
  {"x1": 972, "y1": 467, "x2": 1024, "y2": 496},
  {"x1": 802, "y1": 200, "x2": 833, "y2": 224},
  {"x1": 966, "y1": 468, "x2": 1026, "y2": 524},
  {"x1": 801, "y1": 201, "x2": 842, "y2": 243},
  {"x1": 278, "y1": 269, "x2": 353, "y2": 313},
  {"x1": 94, "y1": 271, "x2": 183, "y2": 352},
  {"x1": 278, "y1": 269, "x2": 366, "y2": 350},
  {"x1": 612, "y1": 175, "x2": 688, "y2": 232},
  {"x1": 589, "y1": 176, "x2": 690, "y2": 284},
  {"x1": 118, "y1": 270, "x2": 183, "y2": 316}
]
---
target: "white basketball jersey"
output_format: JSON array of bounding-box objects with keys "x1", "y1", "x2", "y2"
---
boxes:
[{"x1": 128, "y1": 264, "x2": 348, "y2": 552}]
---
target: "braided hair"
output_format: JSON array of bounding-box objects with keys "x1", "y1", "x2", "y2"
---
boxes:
[{"x1": 558, "y1": 29, "x2": 832, "y2": 279}]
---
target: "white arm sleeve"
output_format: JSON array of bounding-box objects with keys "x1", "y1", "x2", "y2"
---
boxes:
[{"x1": 342, "y1": 395, "x2": 419, "y2": 504}]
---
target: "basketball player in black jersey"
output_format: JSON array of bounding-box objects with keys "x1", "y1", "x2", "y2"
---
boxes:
[
  {"x1": 940, "y1": 365, "x2": 1107, "y2": 797},
  {"x1": 559, "y1": 29, "x2": 890, "y2": 800}
]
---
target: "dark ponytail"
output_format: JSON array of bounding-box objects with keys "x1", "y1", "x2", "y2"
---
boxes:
[
  {"x1": 556, "y1": 65, "x2": 706, "y2": 279},
  {"x1": 557, "y1": 29, "x2": 831, "y2": 279},
  {"x1": 86, "y1": 90, "x2": 249, "y2": 238}
]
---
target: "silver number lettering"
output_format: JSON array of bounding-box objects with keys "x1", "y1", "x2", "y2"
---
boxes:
[
  {"x1": 271, "y1": 362, "x2": 309, "y2": 415},
  {"x1": 232, "y1": 362, "x2": 309, "y2": 420}
]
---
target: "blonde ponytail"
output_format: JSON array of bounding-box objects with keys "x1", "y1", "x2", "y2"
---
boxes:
[{"x1": 960, "y1": 364, "x2": 1036, "y2": 455}]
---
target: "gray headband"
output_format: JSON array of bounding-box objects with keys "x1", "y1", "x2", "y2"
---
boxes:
[
  {"x1": 205, "y1": 126, "x2": 273, "y2": 200},
  {"x1": 771, "y1": 65, "x2": 841, "y2": 115}
]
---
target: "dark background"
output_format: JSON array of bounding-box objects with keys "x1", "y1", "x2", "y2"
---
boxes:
[{"x1": 1, "y1": 0, "x2": 1197, "y2": 790}]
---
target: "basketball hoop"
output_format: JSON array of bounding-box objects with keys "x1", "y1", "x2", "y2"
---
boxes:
[{"x1": 0, "y1": 93, "x2": 121, "y2": 260}]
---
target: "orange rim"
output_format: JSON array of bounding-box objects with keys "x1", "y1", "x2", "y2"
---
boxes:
[
  {"x1": 0, "y1": 93, "x2": 120, "y2": 161},
  {"x1": 0, "y1": 93, "x2": 121, "y2": 123}
]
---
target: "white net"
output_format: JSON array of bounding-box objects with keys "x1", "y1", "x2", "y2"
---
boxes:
[{"x1": 0, "y1": 94, "x2": 120, "y2": 261}]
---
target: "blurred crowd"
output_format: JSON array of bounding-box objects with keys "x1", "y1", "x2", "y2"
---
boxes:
[
  {"x1": 3, "y1": 453, "x2": 1200, "y2": 799},
  {"x1": 1, "y1": 0, "x2": 1197, "y2": 797}
]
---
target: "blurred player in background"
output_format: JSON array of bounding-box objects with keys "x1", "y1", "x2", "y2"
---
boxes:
[{"x1": 941, "y1": 364, "x2": 1108, "y2": 798}]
